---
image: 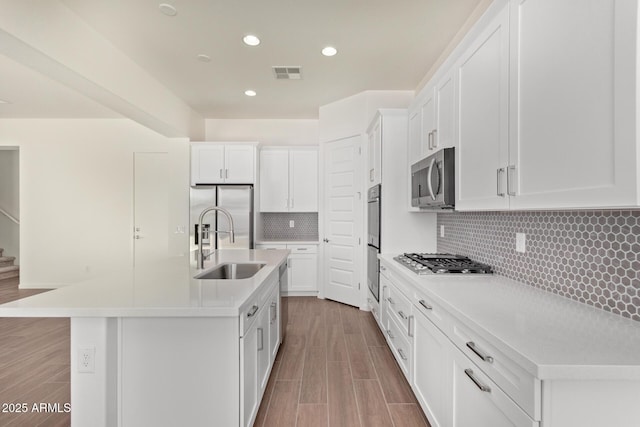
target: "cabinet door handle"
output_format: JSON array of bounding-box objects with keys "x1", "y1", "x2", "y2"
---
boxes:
[
  {"x1": 380, "y1": 265, "x2": 386, "y2": 271},
  {"x1": 398, "y1": 348, "x2": 408, "y2": 361},
  {"x1": 270, "y1": 302, "x2": 277, "y2": 324},
  {"x1": 370, "y1": 168, "x2": 374, "y2": 182},
  {"x1": 387, "y1": 329, "x2": 395, "y2": 339},
  {"x1": 497, "y1": 168, "x2": 506, "y2": 197},
  {"x1": 398, "y1": 310, "x2": 408, "y2": 320},
  {"x1": 387, "y1": 297, "x2": 395, "y2": 305},
  {"x1": 464, "y1": 369, "x2": 491, "y2": 393},
  {"x1": 466, "y1": 341, "x2": 494, "y2": 363},
  {"x1": 226, "y1": 169, "x2": 229, "y2": 179},
  {"x1": 408, "y1": 315, "x2": 414, "y2": 338},
  {"x1": 507, "y1": 165, "x2": 516, "y2": 196},
  {"x1": 419, "y1": 299, "x2": 433, "y2": 310},
  {"x1": 432, "y1": 129, "x2": 438, "y2": 148},
  {"x1": 247, "y1": 305, "x2": 259, "y2": 317},
  {"x1": 258, "y1": 327, "x2": 264, "y2": 351}
]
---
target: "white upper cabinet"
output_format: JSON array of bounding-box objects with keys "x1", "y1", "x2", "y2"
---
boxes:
[
  {"x1": 290, "y1": 150, "x2": 319, "y2": 212},
  {"x1": 456, "y1": 3, "x2": 510, "y2": 211},
  {"x1": 450, "y1": 0, "x2": 640, "y2": 210},
  {"x1": 367, "y1": 115, "x2": 382, "y2": 185},
  {"x1": 191, "y1": 143, "x2": 256, "y2": 185},
  {"x1": 415, "y1": 69, "x2": 457, "y2": 160},
  {"x1": 259, "y1": 150, "x2": 289, "y2": 211},
  {"x1": 508, "y1": 0, "x2": 638, "y2": 209},
  {"x1": 259, "y1": 148, "x2": 318, "y2": 212}
]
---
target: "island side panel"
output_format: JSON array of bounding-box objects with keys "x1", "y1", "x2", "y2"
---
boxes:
[
  {"x1": 70, "y1": 317, "x2": 118, "y2": 427},
  {"x1": 120, "y1": 317, "x2": 240, "y2": 427}
]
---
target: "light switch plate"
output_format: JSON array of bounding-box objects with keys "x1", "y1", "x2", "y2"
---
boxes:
[{"x1": 516, "y1": 233, "x2": 526, "y2": 253}]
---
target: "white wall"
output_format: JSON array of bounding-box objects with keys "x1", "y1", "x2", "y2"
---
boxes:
[
  {"x1": 0, "y1": 148, "x2": 20, "y2": 264},
  {"x1": 318, "y1": 90, "x2": 414, "y2": 143},
  {"x1": 0, "y1": 119, "x2": 189, "y2": 288},
  {"x1": 205, "y1": 119, "x2": 318, "y2": 146}
]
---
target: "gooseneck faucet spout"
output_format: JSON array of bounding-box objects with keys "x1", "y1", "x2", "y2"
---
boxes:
[{"x1": 198, "y1": 206, "x2": 235, "y2": 269}]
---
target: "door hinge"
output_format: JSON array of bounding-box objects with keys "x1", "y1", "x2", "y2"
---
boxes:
[
  {"x1": 358, "y1": 282, "x2": 361, "y2": 290},
  {"x1": 358, "y1": 237, "x2": 361, "y2": 245}
]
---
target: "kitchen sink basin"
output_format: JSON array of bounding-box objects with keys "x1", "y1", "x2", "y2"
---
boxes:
[{"x1": 195, "y1": 262, "x2": 266, "y2": 280}]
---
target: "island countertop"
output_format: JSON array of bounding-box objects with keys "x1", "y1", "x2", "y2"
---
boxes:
[{"x1": 0, "y1": 249, "x2": 289, "y2": 318}]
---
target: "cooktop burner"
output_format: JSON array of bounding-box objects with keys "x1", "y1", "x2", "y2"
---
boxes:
[{"x1": 393, "y1": 253, "x2": 493, "y2": 275}]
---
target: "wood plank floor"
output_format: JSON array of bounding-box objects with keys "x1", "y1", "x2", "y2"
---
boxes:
[
  {"x1": 256, "y1": 297, "x2": 430, "y2": 427},
  {"x1": 0, "y1": 277, "x2": 70, "y2": 427}
]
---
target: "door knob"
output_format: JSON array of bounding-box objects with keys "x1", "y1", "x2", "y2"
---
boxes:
[
  {"x1": 134, "y1": 235, "x2": 142, "y2": 239},
  {"x1": 323, "y1": 238, "x2": 329, "y2": 243}
]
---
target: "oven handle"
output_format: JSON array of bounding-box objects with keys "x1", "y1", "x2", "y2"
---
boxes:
[{"x1": 426, "y1": 158, "x2": 436, "y2": 201}]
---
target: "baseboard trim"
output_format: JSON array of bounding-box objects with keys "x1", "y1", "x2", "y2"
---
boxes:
[
  {"x1": 282, "y1": 291, "x2": 318, "y2": 297},
  {"x1": 18, "y1": 282, "x2": 69, "y2": 290}
]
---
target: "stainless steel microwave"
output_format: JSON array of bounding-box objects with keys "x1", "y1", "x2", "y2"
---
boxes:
[{"x1": 411, "y1": 147, "x2": 455, "y2": 209}]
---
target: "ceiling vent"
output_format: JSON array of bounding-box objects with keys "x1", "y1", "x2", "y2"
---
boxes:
[{"x1": 272, "y1": 66, "x2": 302, "y2": 80}]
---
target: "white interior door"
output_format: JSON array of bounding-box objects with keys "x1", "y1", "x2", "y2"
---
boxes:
[
  {"x1": 134, "y1": 152, "x2": 169, "y2": 266},
  {"x1": 322, "y1": 136, "x2": 363, "y2": 307}
]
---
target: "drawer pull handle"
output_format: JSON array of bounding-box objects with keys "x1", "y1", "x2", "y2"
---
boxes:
[
  {"x1": 380, "y1": 266, "x2": 386, "y2": 271},
  {"x1": 297, "y1": 248, "x2": 308, "y2": 251},
  {"x1": 387, "y1": 329, "x2": 395, "y2": 339},
  {"x1": 388, "y1": 297, "x2": 396, "y2": 305},
  {"x1": 408, "y1": 315, "x2": 414, "y2": 337},
  {"x1": 466, "y1": 341, "x2": 494, "y2": 363},
  {"x1": 398, "y1": 310, "x2": 408, "y2": 320},
  {"x1": 247, "y1": 305, "x2": 259, "y2": 317},
  {"x1": 398, "y1": 348, "x2": 408, "y2": 361},
  {"x1": 464, "y1": 369, "x2": 491, "y2": 393},
  {"x1": 419, "y1": 300, "x2": 433, "y2": 310},
  {"x1": 258, "y1": 328, "x2": 264, "y2": 351}
]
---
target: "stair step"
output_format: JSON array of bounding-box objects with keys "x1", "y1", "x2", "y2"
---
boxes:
[
  {"x1": 0, "y1": 265, "x2": 19, "y2": 280},
  {"x1": 0, "y1": 256, "x2": 15, "y2": 268}
]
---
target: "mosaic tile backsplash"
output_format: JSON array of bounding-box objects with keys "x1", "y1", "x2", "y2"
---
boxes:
[
  {"x1": 261, "y1": 213, "x2": 319, "y2": 241},
  {"x1": 437, "y1": 210, "x2": 640, "y2": 322}
]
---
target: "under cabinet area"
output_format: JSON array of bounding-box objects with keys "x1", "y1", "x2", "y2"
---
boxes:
[
  {"x1": 191, "y1": 143, "x2": 256, "y2": 185},
  {"x1": 259, "y1": 148, "x2": 318, "y2": 212}
]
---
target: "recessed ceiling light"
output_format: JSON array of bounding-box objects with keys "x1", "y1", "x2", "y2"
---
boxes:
[
  {"x1": 243, "y1": 35, "x2": 261, "y2": 46},
  {"x1": 197, "y1": 54, "x2": 211, "y2": 62},
  {"x1": 158, "y1": 3, "x2": 177, "y2": 16},
  {"x1": 244, "y1": 90, "x2": 257, "y2": 97},
  {"x1": 322, "y1": 46, "x2": 338, "y2": 57}
]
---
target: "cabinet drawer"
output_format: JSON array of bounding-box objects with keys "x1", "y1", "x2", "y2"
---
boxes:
[
  {"x1": 287, "y1": 244, "x2": 317, "y2": 254},
  {"x1": 450, "y1": 320, "x2": 540, "y2": 420},
  {"x1": 385, "y1": 284, "x2": 412, "y2": 337},
  {"x1": 385, "y1": 315, "x2": 412, "y2": 380},
  {"x1": 256, "y1": 244, "x2": 287, "y2": 250},
  {"x1": 452, "y1": 344, "x2": 538, "y2": 427},
  {"x1": 413, "y1": 290, "x2": 450, "y2": 335},
  {"x1": 240, "y1": 271, "x2": 278, "y2": 336}
]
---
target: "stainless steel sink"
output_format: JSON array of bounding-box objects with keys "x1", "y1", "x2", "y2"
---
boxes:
[{"x1": 195, "y1": 262, "x2": 266, "y2": 280}]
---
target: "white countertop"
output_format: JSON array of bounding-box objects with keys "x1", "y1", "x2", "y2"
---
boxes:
[
  {"x1": 379, "y1": 254, "x2": 640, "y2": 380},
  {"x1": 0, "y1": 250, "x2": 289, "y2": 318}
]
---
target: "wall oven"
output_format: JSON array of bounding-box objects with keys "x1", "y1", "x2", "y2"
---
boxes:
[
  {"x1": 367, "y1": 184, "x2": 381, "y2": 301},
  {"x1": 411, "y1": 147, "x2": 455, "y2": 209}
]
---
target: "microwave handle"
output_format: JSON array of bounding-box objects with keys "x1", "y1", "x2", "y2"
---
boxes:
[{"x1": 426, "y1": 158, "x2": 436, "y2": 201}]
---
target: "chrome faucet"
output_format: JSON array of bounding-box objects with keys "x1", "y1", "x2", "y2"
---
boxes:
[{"x1": 198, "y1": 206, "x2": 235, "y2": 269}]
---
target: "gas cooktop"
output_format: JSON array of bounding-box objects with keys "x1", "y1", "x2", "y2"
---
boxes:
[{"x1": 393, "y1": 253, "x2": 493, "y2": 275}]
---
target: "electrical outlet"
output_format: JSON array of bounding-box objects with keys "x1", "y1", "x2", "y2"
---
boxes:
[
  {"x1": 289, "y1": 220, "x2": 295, "y2": 228},
  {"x1": 78, "y1": 346, "x2": 95, "y2": 373},
  {"x1": 440, "y1": 225, "x2": 445, "y2": 237},
  {"x1": 516, "y1": 233, "x2": 526, "y2": 253}
]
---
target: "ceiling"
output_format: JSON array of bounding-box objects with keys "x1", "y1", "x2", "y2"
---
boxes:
[{"x1": 1, "y1": 0, "x2": 485, "y2": 120}]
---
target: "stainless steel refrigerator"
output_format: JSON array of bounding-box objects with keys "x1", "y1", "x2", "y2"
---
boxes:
[{"x1": 189, "y1": 185, "x2": 254, "y2": 251}]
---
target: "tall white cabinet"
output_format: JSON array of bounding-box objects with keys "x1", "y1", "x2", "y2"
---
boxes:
[{"x1": 259, "y1": 148, "x2": 318, "y2": 212}]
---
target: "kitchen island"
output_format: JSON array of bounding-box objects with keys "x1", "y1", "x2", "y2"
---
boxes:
[{"x1": 0, "y1": 249, "x2": 289, "y2": 427}]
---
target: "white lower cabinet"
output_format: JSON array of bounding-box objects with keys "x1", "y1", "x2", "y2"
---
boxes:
[
  {"x1": 450, "y1": 343, "x2": 538, "y2": 427},
  {"x1": 256, "y1": 244, "x2": 318, "y2": 294},
  {"x1": 240, "y1": 272, "x2": 280, "y2": 427},
  {"x1": 413, "y1": 309, "x2": 450, "y2": 427}
]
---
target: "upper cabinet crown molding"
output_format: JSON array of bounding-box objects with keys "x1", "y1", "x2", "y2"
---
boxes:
[{"x1": 190, "y1": 142, "x2": 257, "y2": 185}]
